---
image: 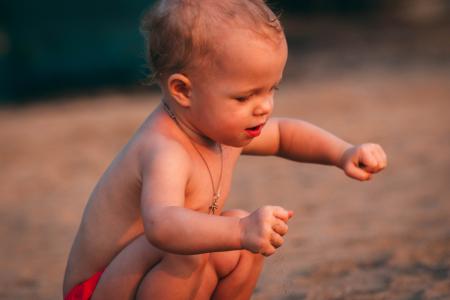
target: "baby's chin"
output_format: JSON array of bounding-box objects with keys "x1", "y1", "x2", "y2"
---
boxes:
[{"x1": 218, "y1": 136, "x2": 255, "y2": 148}]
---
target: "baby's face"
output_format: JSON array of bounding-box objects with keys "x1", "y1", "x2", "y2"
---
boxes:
[{"x1": 187, "y1": 28, "x2": 288, "y2": 147}]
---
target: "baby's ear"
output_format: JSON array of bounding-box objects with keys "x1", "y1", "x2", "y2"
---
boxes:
[{"x1": 167, "y1": 73, "x2": 192, "y2": 107}]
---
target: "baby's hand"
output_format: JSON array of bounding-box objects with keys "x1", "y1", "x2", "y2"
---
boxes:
[
  {"x1": 239, "y1": 206, "x2": 293, "y2": 256},
  {"x1": 339, "y1": 143, "x2": 387, "y2": 181}
]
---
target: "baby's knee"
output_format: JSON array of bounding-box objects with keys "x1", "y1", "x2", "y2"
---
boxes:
[
  {"x1": 231, "y1": 250, "x2": 264, "y2": 282},
  {"x1": 220, "y1": 209, "x2": 249, "y2": 218},
  {"x1": 211, "y1": 248, "x2": 263, "y2": 280}
]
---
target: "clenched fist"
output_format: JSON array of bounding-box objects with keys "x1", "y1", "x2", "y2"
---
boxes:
[
  {"x1": 239, "y1": 206, "x2": 293, "y2": 256},
  {"x1": 339, "y1": 143, "x2": 387, "y2": 181}
]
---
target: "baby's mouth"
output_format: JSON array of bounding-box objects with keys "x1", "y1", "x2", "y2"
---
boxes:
[
  {"x1": 247, "y1": 125, "x2": 260, "y2": 130},
  {"x1": 245, "y1": 124, "x2": 264, "y2": 137}
]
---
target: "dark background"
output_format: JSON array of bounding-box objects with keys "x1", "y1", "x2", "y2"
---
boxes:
[{"x1": 1, "y1": 0, "x2": 449, "y2": 103}]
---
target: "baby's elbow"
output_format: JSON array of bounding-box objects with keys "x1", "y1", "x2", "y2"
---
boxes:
[{"x1": 143, "y1": 214, "x2": 170, "y2": 249}]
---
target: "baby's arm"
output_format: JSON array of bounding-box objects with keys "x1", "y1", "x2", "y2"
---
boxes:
[
  {"x1": 243, "y1": 118, "x2": 387, "y2": 180},
  {"x1": 140, "y1": 141, "x2": 291, "y2": 256}
]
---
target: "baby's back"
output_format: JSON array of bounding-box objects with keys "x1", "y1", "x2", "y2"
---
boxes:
[{"x1": 63, "y1": 116, "x2": 155, "y2": 294}]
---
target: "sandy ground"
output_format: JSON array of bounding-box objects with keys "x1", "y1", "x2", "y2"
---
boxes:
[{"x1": 1, "y1": 18, "x2": 450, "y2": 300}]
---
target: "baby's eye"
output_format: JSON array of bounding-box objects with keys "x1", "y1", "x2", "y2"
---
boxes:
[
  {"x1": 271, "y1": 85, "x2": 280, "y2": 92},
  {"x1": 235, "y1": 94, "x2": 252, "y2": 102}
]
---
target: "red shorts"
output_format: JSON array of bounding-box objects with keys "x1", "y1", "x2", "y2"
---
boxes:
[{"x1": 64, "y1": 269, "x2": 105, "y2": 300}]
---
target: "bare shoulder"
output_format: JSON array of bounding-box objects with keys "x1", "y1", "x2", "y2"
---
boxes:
[
  {"x1": 134, "y1": 112, "x2": 193, "y2": 208},
  {"x1": 135, "y1": 122, "x2": 192, "y2": 180}
]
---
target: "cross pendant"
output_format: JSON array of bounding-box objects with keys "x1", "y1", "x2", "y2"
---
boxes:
[{"x1": 209, "y1": 192, "x2": 220, "y2": 214}]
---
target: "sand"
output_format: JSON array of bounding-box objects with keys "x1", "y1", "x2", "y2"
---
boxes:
[
  {"x1": 1, "y1": 67, "x2": 449, "y2": 299},
  {"x1": 1, "y1": 16, "x2": 450, "y2": 300}
]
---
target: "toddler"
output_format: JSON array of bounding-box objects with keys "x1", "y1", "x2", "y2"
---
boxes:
[{"x1": 63, "y1": 1, "x2": 387, "y2": 299}]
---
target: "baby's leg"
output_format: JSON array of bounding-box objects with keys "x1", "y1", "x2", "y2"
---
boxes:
[
  {"x1": 91, "y1": 235, "x2": 164, "y2": 300},
  {"x1": 92, "y1": 233, "x2": 215, "y2": 299},
  {"x1": 93, "y1": 210, "x2": 264, "y2": 300},
  {"x1": 208, "y1": 210, "x2": 265, "y2": 300},
  {"x1": 136, "y1": 252, "x2": 217, "y2": 299},
  {"x1": 136, "y1": 209, "x2": 264, "y2": 300}
]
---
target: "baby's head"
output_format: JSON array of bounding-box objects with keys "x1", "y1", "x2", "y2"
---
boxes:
[
  {"x1": 141, "y1": 0, "x2": 285, "y2": 83},
  {"x1": 141, "y1": 0, "x2": 288, "y2": 146}
]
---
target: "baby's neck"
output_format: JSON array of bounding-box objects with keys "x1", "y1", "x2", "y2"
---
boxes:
[{"x1": 161, "y1": 101, "x2": 218, "y2": 150}]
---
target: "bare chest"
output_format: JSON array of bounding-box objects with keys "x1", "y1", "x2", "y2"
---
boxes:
[{"x1": 184, "y1": 147, "x2": 240, "y2": 215}]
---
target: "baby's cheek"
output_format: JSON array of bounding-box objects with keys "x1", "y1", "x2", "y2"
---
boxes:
[{"x1": 223, "y1": 120, "x2": 241, "y2": 133}]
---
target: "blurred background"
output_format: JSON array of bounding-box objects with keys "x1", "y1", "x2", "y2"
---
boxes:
[
  {"x1": 1, "y1": 0, "x2": 449, "y2": 103},
  {"x1": 1, "y1": 0, "x2": 449, "y2": 299}
]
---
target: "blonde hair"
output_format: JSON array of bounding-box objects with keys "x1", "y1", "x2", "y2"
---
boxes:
[{"x1": 140, "y1": 0, "x2": 283, "y2": 84}]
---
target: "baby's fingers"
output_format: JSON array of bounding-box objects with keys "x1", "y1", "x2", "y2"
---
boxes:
[
  {"x1": 272, "y1": 220, "x2": 288, "y2": 236},
  {"x1": 359, "y1": 150, "x2": 379, "y2": 173},
  {"x1": 270, "y1": 232, "x2": 285, "y2": 249},
  {"x1": 361, "y1": 144, "x2": 388, "y2": 173},
  {"x1": 374, "y1": 145, "x2": 388, "y2": 170},
  {"x1": 368, "y1": 151, "x2": 384, "y2": 173},
  {"x1": 261, "y1": 246, "x2": 276, "y2": 257},
  {"x1": 362, "y1": 151, "x2": 387, "y2": 174},
  {"x1": 272, "y1": 206, "x2": 293, "y2": 223},
  {"x1": 346, "y1": 162, "x2": 372, "y2": 181}
]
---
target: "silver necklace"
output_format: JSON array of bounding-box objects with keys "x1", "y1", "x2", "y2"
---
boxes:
[{"x1": 163, "y1": 102, "x2": 223, "y2": 214}]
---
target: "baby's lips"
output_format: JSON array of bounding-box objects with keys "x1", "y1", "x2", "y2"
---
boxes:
[
  {"x1": 244, "y1": 125, "x2": 263, "y2": 137},
  {"x1": 246, "y1": 121, "x2": 267, "y2": 130}
]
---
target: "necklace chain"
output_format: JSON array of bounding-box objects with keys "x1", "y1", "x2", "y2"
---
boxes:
[{"x1": 163, "y1": 102, "x2": 223, "y2": 214}]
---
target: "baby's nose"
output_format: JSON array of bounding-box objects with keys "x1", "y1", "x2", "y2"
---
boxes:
[{"x1": 253, "y1": 96, "x2": 273, "y2": 116}]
